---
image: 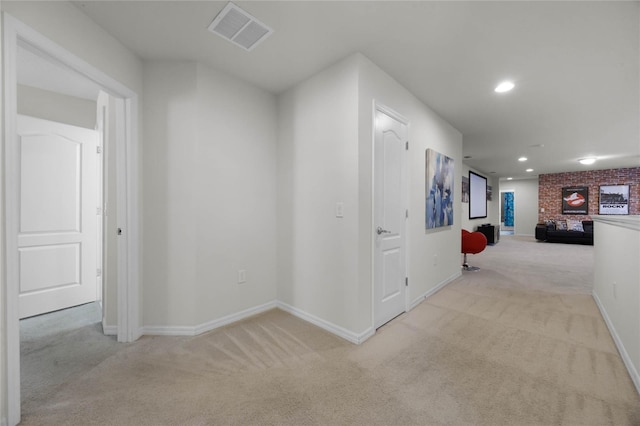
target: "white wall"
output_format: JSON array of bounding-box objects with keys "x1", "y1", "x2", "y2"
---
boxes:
[
  {"x1": 278, "y1": 53, "x2": 464, "y2": 338},
  {"x1": 194, "y1": 63, "x2": 278, "y2": 325},
  {"x1": 17, "y1": 85, "x2": 96, "y2": 129},
  {"x1": 142, "y1": 61, "x2": 278, "y2": 329},
  {"x1": 357, "y1": 54, "x2": 464, "y2": 320},
  {"x1": 277, "y1": 55, "x2": 361, "y2": 333},
  {"x1": 142, "y1": 61, "x2": 199, "y2": 326},
  {"x1": 592, "y1": 217, "x2": 640, "y2": 394},
  {"x1": 461, "y1": 164, "x2": 500, "y2": 231},
  {"x1": 498, "y1": 178, "x2": 539, "y2": 236}
]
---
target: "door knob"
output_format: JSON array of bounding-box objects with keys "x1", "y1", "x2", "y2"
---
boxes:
[{"x1": 377, "y1": 226, "x2": 391, "y2": 235}]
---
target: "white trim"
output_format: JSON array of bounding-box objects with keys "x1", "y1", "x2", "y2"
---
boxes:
[
  {"x1": 143, "y1": 300, "x2": 377, "y2": 345},
  {"x1": 143, "y1": 301, "x2": 278, "y2": 337},
  {"x1": 592, "y1": 291, "x2": 640, "y2": 395},
  {"x1": 3, "y1": 15, "x2": 21, "y2": 426},
  {"x1": 2, "y1": 13, "x2": 141, "y2": 424},
  {"x1": 592, "y1": 215, "x2": 640, "y2": 232},
  {"x1": 102, "y1": 325, "x2": 118, "y2": 336},
  {"x1": 277, "y1": 301, "x2": 374, "y2": 344},
  {"x1": 409, "y1": 271, "x2": 461, "y2": 311}
]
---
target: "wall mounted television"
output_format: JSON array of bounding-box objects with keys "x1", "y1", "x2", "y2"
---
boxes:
[{"x1": 469, "y1": 171, "x2": 488, "y2": 219}]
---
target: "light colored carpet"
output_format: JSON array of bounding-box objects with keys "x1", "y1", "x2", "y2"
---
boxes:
[{"x1": 20, "y1": 236, "x2": 640, "y2": 425}]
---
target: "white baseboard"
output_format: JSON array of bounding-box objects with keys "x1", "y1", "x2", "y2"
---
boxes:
[
  {"x1": 142, "y1": 300, "x2": 277, "y2": 336},
  {"x1": 592, "y1": 291, "x2": 640, "y2": 395},
  {"x1": 409, "y1": 271, "x2": 461, "y2": 311},
  {"x1": 276, "y1": 301, "x2": 374, "y2": 344},
  {"x1": 102, "y1": 323, "x2": 117, "y2": 336},
  {"x1": 135, "y1": 275, "x2": 461, "y2": 345}
]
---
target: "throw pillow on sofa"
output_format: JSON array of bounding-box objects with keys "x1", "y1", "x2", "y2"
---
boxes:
[
  {"x1": 566, "y1": 219, "x2": 584, "y2": 232},
  {"x1": 555, "y1": 220, "x2": 568, "y2": 230}
]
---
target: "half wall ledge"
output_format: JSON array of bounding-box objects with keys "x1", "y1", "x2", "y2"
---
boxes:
[
  {"x1": 591, "y1": 214, "x2": 640, "y2": 396},
  {"x1": 591, "y1": 215, "x2": 640, "y2": 231}
]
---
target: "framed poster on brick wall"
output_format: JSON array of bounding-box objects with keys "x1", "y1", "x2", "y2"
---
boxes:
[
  {"x1": 599, "y1": 185, "x2": 629, "y2": 215},
  {"x1": 562, "y1": 186, "x2": 589, "y2": 215}
]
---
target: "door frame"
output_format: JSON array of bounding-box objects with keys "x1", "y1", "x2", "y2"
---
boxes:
[
  {"x1": 371, "y1": 101, "x2": 410, "y2": 329},
  {"x1": 2, "y1": 13, "x2": 141, "y2": 425},
  {"x1": 500, "y1": 189, "x2": 516, "y2": 234}
]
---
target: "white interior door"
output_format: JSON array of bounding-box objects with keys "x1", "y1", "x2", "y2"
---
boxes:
[
  {"x1": 374, "y1": 106, "x2": 408, "y2": 329},
  {"x1": 17, "y1": 115, "x2": 100, "y2": 319}
]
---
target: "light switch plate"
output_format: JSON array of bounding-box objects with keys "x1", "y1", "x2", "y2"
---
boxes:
[{"x1": 336, "y1": 202, "x2": 344, "y2": 218}]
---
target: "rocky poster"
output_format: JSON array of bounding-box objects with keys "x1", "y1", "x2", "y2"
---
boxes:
[
  {"x1": 599, "y1": 185, "x2": 629, "y2": 215},
  {"x1": 562, "y1": 186, "x2": 589, "y2": 215}
]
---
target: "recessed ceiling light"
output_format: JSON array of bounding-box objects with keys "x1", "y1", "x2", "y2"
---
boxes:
[
  {"x1": 579, "y1": 157, "x2": 597, "y2": 165},
  {"x1": 507, "y1": 177, "x2": 513, "y2": 180},
  {"x1": 495, "y1": 81, "x2": 515, "y2": 93},
  {"x1": 526, "y1": 168, "x2": 534, "y2": 172},
  {"x1": 518, "y1": 157, "x2": 527, "y2": 162}
]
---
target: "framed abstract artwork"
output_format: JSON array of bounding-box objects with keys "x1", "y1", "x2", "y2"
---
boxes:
[{"x1": 425, "y1": 149, "x2": 454, "y2": 229}]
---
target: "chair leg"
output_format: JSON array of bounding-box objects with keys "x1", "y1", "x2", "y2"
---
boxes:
[{"x1": 462, "y1": 253, "x2": 480, "y2": 271}]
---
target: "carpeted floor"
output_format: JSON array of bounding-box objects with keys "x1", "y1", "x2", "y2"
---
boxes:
[{"x1": 20, "y1": 235, "x2": 640, "y2": 425}]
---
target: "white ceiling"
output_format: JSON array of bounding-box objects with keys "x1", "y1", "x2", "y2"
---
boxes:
[{"x1": 68, "y1": 0, "x2": 638, "y2": 179}]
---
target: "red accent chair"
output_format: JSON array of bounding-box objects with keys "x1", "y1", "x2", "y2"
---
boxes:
[{"x1": 461, "y1": 229, "x2": 487, "y2": 271}]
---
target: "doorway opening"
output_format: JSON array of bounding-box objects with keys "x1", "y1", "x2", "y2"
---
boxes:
[
  {"x1": 501, "y1": 191, "x2": 515, "y2": 235},
  {"x1": 3, "y1": 13, "x2": 140, "y2": 425}
]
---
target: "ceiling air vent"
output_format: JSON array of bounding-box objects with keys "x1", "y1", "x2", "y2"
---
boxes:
[{"x1": 208, "y1": 2, "x2": 273, "y2": 51}]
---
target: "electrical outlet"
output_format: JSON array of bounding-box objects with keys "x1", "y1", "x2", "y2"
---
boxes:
[
  {"x1": 238, "y1": 270, "x2": 246, "y2": 284},
  {"x1": 433, "y1": 254, "x2": 438, "y2": 266},
  {"x1": 336, "y1": 202, "x2": 344, "y2": 218}
]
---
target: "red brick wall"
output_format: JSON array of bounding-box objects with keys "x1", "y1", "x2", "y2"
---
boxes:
[{"x1": 538, "y1": 167, "x2": 640, "y2": 223}]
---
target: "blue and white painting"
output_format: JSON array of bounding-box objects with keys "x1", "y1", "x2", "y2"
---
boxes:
[{"x1": 426, "y1": 149, "x2": 454, "y2": 229}]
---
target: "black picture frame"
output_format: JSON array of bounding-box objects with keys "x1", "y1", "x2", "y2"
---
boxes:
[
  {"x1": 469, "y1": 171, "x2": 487, "y2": 219},
  {"x1": 562, "y1": 186, "x2": 589, "y2": 215}
]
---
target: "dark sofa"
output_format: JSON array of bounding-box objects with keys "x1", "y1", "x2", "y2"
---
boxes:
[{"x1": 535, "y1": 220, "x2": 593, "y2": 245}]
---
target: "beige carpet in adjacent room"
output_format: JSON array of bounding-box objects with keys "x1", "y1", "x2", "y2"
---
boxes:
[{"x1": 20, "y1": 236, "x2": 640, "y2": 425}]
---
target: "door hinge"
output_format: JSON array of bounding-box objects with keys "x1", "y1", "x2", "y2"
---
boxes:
[
  {"x1": 405, "y1": 141, "x2": 409, "y2": 150},
  {"x1": 406, "y1": 209, "x2": 409, "y2": 219},
  {"x1": 405, "y1": 277, "x2": 409, "y2": 286},
  {"x1": 97, "y1": 146, "x2": 102, "y2": 154},
  {"x1": 97, "y1": 207, "x2": 102, "y2": 215},
  {"x1": 97, "y1": 268, "x2": 102, "y2": 277}
]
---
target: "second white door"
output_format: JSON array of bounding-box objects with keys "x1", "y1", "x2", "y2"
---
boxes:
[
  {"x1": 17, "y1": 115, "x2": 100, "y2": 319},
  {"x1": 373, "y1": 106, "x2": 408, "y2": 328}
]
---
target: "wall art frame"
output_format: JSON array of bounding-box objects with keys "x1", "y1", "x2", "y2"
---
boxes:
[
  {"x1": 562, "y1": 186, "x2": 589, "y2": 215},
  {"x1": 599, "y1": 184, "x2": 630, "y2": 215},
  {"x1": 425, "y1": 149, "x2": 454, "y2": 229}
]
